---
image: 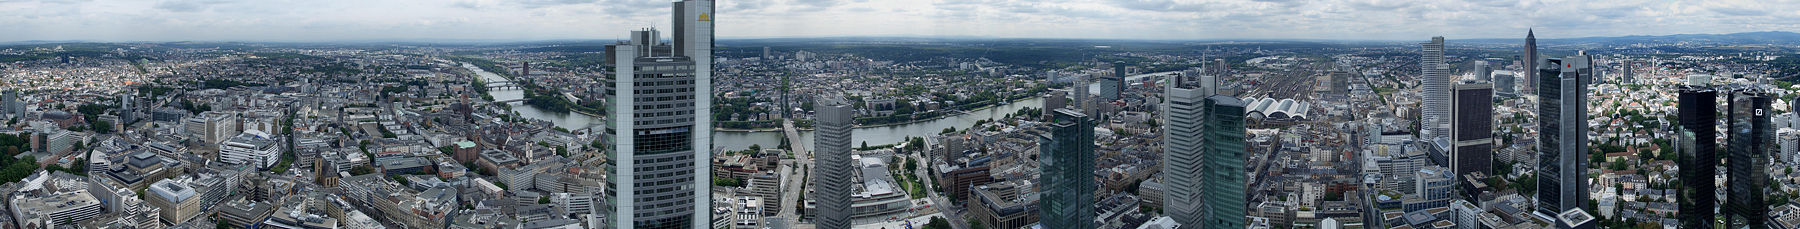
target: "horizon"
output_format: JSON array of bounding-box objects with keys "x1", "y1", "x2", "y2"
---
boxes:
[
  {"x1": 7, "y1": 30, "x2": 1799, "y2": 45},
  {"x1": 5, "y1": 0, "x2": 1799, "y2": 42}
]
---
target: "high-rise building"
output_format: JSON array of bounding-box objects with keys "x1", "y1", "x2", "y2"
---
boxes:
[
  {"x1": 2, "y1": 89, "x2": 18, "y2": 117},
  {"x1": 1100, "y1": 61, "x2": 1125, "y2": 100},
  {"x1": 119, "y1": 93, "x2": 136, "y2": 125},
  {"x1": 811, "y1": 97, "x2": 854, "y2": 229},
  {"x1": 1421, "y1": 37, "x2": 1450, "y2": 139},
  {"x1": 762, "y1": 47, "x2": 771, "y2": 59},
  {"x1": 1571, "y1": 52, "x2": 1595, "y2": 85},
  {"x1": 1523, "y1": 29, "x2": 1538, "y2": 94},
  {"x1": 1200, "y1": 94, "x2": 1248, "y2": 228},
  {"x1": 1473, "y1": 60, "x2": 1492, "y2": 82},
  {"x1": 1622, "y1": 61, "x2": 1635, "y2": 84},
  {"x1": 1161, "y1": 73, "x2": 1215, "y2": 226},
  {"x1": 1329, "y1": 70, "x2": 1352, "y2": 96},
  {"x1": 1535, "y1": 57, "x2": 1588, "y2": 223},
  {"x1": 1451, "y1": 81, "x2": 1493, "y2": 192},
  {"x1": 1676, "y1": 85, "x2": 1717, "y2": 229},
  {"x1": 1039, "y1": 108, "x2": 1095, "y2": 229},
  {"x1": 601, "y1": 0, "x2": 713, "y2": 228},
  {"x1": 1726, "y1": 90, "x2": 1772, "y2": 228},
  {"x1": 1495, "y1": 72, "x2": 1517, "y2": 97},
  {"x1": 1213, "y1": 58, "x2": 1228, "y2": 76},
  {"x1": 1074, "y1": 74, "x2": 1090, "y2": 115}
]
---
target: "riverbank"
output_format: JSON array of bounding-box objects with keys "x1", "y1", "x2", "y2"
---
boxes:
[{"x1": 711, "y1": 96, "x2": 1038, "y2": 133}]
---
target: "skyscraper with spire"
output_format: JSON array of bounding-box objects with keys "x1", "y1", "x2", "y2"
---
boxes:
[
  {"x1": 600, "y1": 0, "x2": 713, "y2": 228},
  {"x1": 1523, "y1": 29, "x2": 1538, "y2": 94}
]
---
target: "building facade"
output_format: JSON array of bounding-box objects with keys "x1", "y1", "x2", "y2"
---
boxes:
[
  {"x1": 1201, "y1": 94, "x2": 1248, "y2": 228},
  {"x1": 1677, "y1": 85, "x2": 1717, "y2": 229},
  {"x1": 1536, "y1": 57, "x2": 1589, "y2": 223},
  {"x1": 1162, "y1": 72, "x2": 1213, "y2": 226},
  {"x1": 1726, "y1": 90, "x2": 1773, "y2": 228},
  {"x1": 1039, "y1": 108, "x2": 1095, "y2": 229},
  {"x1": 1451, "y1": 82, "x2": 1493, "y2": 197},
  {"x1": 1421, "y1": 36, "x2": 1450, "y2": 139},
  {"x1": 600, "y1": 0, "x2": 713, "y2": 228},
  {"x1": 812, "y1": 97, "x2": 854, "y2": 229}
]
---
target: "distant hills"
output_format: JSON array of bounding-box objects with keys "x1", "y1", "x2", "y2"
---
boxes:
[{"x1": 1460, "y1": 31, "x2": 1800, "y2": 45}]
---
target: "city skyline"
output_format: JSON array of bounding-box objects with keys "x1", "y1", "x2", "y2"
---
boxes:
[{"x1": 5, "y1": 0, "x2": 1800, "y2": 42}]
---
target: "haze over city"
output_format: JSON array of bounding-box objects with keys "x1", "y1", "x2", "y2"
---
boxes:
[{"x1": 4, "y1": 0, "x2": 1800, "y2": 41}]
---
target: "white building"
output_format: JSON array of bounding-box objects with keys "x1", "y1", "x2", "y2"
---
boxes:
[
  {"x1": 220, "y1": 130, "x2": 280, "y2": 168},
  {"x1": 8, "y1": 189, "x2": 104, "y2": 228}
]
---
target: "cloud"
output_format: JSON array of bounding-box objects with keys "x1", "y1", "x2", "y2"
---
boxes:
[{"x1": 153, "y1": 0, "x2": 232, "y2": 12}]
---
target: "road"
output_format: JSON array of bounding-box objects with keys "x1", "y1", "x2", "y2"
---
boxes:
[{"x1": 777, "y1": 119, "x2": 814, "y2": 227}]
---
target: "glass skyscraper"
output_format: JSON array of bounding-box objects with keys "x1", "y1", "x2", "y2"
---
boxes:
[
  {"x1": 1201, "y1": 94, "x2": 1247, "y2": 229},
  {"x1": 1535, "y1": 57, "x2": 1588, "y2": 223},
  {"x1": 1676, "y1": 86, "x2": 1717, "y2": 229},
  {"x1": 1039, "y1": 108, "x2": 1095, "y2": 229},
  {"x1": 1726, "y1": 91, "x2": 1772, "y2": 228}
]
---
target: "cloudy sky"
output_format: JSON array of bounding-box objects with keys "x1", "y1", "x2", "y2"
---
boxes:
[{"x1": 1, "y1": 0, "x2": 1797, "y2": 42}]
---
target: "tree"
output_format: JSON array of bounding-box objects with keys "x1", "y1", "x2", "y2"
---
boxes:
[
  {"x1": 861, "y1": 141, "x2": 869, "y2": 149},
  {"x1": 923, "y1": 217, "x2": 952, "y2": 229},
  {"x1": 349, "y1": 165, "x2": 376, "y2": 175},
  {"x1": 539, "y1": 196, "x2": 551, "y2": 204},
  {"x1": 713, "y1": 176, "x2": 744, "y2": 187},
  {"x1": 90, "y1": 120, "x2": 113, "y2": 134}
]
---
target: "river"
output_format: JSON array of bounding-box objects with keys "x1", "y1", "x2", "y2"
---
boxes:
[{"x1": 465, "y1": 62, "x2": 1172, "y2": 151}]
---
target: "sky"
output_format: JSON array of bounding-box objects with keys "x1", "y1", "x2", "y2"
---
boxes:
[{"x1": 1, "y1": 0, "x2": 1798, "y2": 42}]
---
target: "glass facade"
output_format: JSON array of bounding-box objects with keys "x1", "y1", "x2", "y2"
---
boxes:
[
  {"x1": 1676, "y1": 88, "x2": 1716, "y2": 229},
  {"x1": 1039, "y1": 108, "x2": 1094, "y2": 229},
  {"x1": 1726, "y1": 91, "x2": 1771, "y2": 228},
  {"x1": 1202, "y1": 95, "x2": 1247, "y2": 229}
]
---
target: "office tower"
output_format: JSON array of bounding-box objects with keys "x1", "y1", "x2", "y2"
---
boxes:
[
  {"x1": 1726, "y1": 91, "x2": 1772, "y2": 228},
  {"x1": 119, "y1": 93, "x2": 135, "y2": 125},
  {"x1": 1535, "y1": 57, "x2": 1588, "y2": 223},
  {"x1": 1039, "y1": 108, "x2": 1095, "y2": 229},
  {"x1": 1473, "y1": 60, "x2": 1492, "y2": 81},
  {"x1": 2, "y1": 89, "x2": 18, "y2": 117},
  {"x1": 601, "y1": 0, "x2": 712, "y2": 228},
  {"x1": 1100, "y1": 61, "x2": 1125, "y2": 101},
  {"x1": 1572, "y1": 52, "x2": 1595, "y2": 85},
  {"x1": 1676, "y1": 85, "x2": 1716, "y2": 229},
  {"x1": 762, "y1": 47, "x2": 771, "y2": 59},
  {"x1": 1622, "y1": 61, "x2": 1634, "y2": 84},
  {"x1": 1213, "y1": 58, "x2": 1228, "y2": 75},
  {"x1": 1043, "y1": 90, "x2": 1067, "y2": 121},
  {"x1": 1451, "y1": 82, "x2": 1493, "y2": 188},
  {"x1": 1421, "y1": 37, "x2": 1450, "y2": 139},
  {"x1": 1200, "y1": 94, "x2": 1248, "y2": 228},
  {"x1": 1161, "y1": 73, "x2": 1215, "y2": 226},
  {"x1": 1524, "y1": 29, "x2": 1538, "y2": 94},
  {"x1": 1074, "y1": 74, "x2": 1090, "y2": 115},
  {"x1": 2, "y1": 89, "x2": 16, "y2": 117},
  {"x1": 1495, "y1": 72, "x2": 1517, "y2": 97},
  {"x1": 812, "y1": 97, "x2": 853, "y2": 229}
]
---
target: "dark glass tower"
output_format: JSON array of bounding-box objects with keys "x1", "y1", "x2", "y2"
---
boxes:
[
  {"x1": 1726, "y1": 91, "x2": 1772, "y2": 228},
  {"x1": 1039, "y1": 108, "x2": 1095, "y2": 229},
  {"x1": 1676, "y1": 86, "x2": 1717, "y2": 229},
  {"x1": 1535, "y1": 57, "x2": 1588, "y2": 222},
  {"x1": 1201, "y1": 95, "x2": 1248, "y2": 228},
  {"x1": 1452, "y1": 82, "x2": 1494, "y2": 198}
]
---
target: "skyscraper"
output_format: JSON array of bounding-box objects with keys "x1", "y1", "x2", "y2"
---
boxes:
[
  {"x1": 1535, "y1": 57, "x2": 1588, "y2": 223},
  {"x1": 812, "y1": 97, "x2": 854, "y2": 229},
  {"x1": 1676, "y1": 84, "x2": 1717, "y2": 229},
  {"x1": 1495, "y1": 72, "x2": 1517, "y2": 97},
  {"x1": 1726, "y1": 90, "x2": 1772, "y2": 228},
  {"x1": 1473, "y1": 60, "x2": 1492, "y2": 82},
  {"x1": 1161, "y1": 73, "x2": 1215, "y2": 226},
  {"x1": 1039, "y1": 108, "x2": 1095, "y2": 229},
  {"x1": 2, "y1": 89, "x2": 17, "y2": 117},
  {"x1": 1451, "y1": 81, "x2": 1493, "y2": 190},
  {"x1": 1100, "y1": 61, "x2": 1125, "y2": 100},
  {"x1": 601, "y1": 0, "x2": 712, "y2": 228},
  {"x1": 1421, "y1": 37, "x2": 1450, "y2": 139},
  {"x1": 1074, "y1": 74, "x2": 1090, "y2": 115},
  {"x1": 1523, "y1": 29, "x2": 1538, "y2": 94},
  {"x1": 1622, "y1": 61, "x2": 1635, "y2": 84},
  {"x1": 1201, "y1": 94, "x2": 1248, "y2": 228}
]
